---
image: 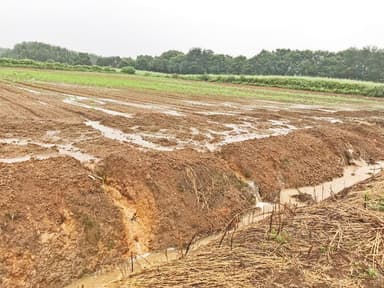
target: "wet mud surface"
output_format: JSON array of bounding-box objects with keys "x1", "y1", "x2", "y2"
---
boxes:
[{"x1": 1, "y1": 81, "x2": 384, "y2": 287}]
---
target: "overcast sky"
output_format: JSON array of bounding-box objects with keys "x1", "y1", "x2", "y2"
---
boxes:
[{"x1": 1, "y1": 0, "x2": 383, "y2": 57}]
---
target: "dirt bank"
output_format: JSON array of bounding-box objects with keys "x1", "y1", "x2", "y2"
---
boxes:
[
  {"x1": 110, "y1": 174, "x2": 384, "y2": 288},
  {"x1": 221, "y1": 124, "x2": 384, "y2": 201},
  {"x1": 96, "y1": 149, "x2": 254, "y2": 251},
  {"x1": 0, "y1": 158, "x2": 127, "y2": 288}
]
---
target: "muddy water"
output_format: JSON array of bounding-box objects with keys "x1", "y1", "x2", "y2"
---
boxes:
[
  {"x1": 15, "y1": 86, "x2": 42, "y2": 94},
  {"x1": 280, "y1": 160, "x2": 383, "y2": 205},
  {"x1": 183, "y1": 100, "x2": 215, "y2": 106},
  {"x1": 0, "y1": 155, "x2": 33, "y2": 164},
  {"x1": 197, "y1": 111, "x2": 238, "y2": 116},
  {"x1": 0, "y1": 138, "x2": 97, "y2": 164},
  {"x1": 84, "y1": 119, "x2": 299, "y2": 153},
  {"x1": 98, "y1": 98, "x2": 185, "y2": 117},
  {"x1": 63, "y1": 96, "x2": 134, "y2": 118},
  {"x1": 85, "y1": 120, "x2": 176, "y2": 152},
  {"x1": 311, "y1": 116, "x2": 343, "y2": 124},
  {"x1": 65, "y1": 160, "x2": 383, "y2": 288},
  {"x1": 34, "y1": 87, "x2": 184, "y2": 117},
  {"x1": 240, "y1": 161, "x2": 384, "y2": 227},
  {"x1": 204, "y1": 120, "x2": 298, "y2": 151},
  {"x1": 57, "y1": 144, "x2": 97, "y2": 163}
]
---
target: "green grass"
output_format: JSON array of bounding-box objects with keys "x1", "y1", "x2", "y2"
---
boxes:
[
  {"x1": 0, "y1": 57, "x2": 117, "y2": 73},
  {"x1": 135, "y1": 71, "x2": 384, "y2": 97},
  {"x1": 177, "y1": 74, "x2": 384, "y2": 97},
  {"x1": 0, "y1": 67, "x2": 383, "y2": 107}
]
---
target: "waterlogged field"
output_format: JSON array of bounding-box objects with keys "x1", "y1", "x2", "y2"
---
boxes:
[
  {"x1": 1, "y1": 67, "x2": 384, "y2": 287},
  {"x1": 1, "y1": 68, "x2": 384, "y2": 106}
]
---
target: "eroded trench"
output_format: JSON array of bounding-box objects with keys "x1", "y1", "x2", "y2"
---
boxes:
[{"x1": 66, "y1": 158, "x2": 384, "y2": 288}]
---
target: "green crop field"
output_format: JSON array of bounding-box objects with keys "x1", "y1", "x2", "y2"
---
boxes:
[
  {"x1": 0, "y1": 67, "x2": 383, "y2": 107},
  {"x1": 176, "y1": 74, "x2": 384, "y2": 97}
]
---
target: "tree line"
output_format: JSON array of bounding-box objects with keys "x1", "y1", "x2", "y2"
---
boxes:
[
  {"x1": 2, "y1": 42, "x2": 384, "y2": 82},
  {"x1": 135, "y1": 48, "x2": 384, "y2": 82},
  {"x1": 0, "y1": 48, "x2": 9, "y2": 56}
]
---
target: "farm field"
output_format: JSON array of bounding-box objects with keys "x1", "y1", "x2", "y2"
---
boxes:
[
  {"x1": 2, "y1": 68, "x2": 384, "y2": 105},
  {"x1": 1, "y1": 68, "x2": 384, "y2": 287}
]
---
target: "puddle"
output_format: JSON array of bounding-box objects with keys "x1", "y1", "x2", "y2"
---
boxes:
[
  {"x1": 221, "y1": 102, "x2": 238, "y2": 108},
  {"x1": 85, "y1": 120, "x2": 175, "y2": 152},
  {"x1": 183, "y1": 100, "x2": 215, "y2": 106},
  {"x1": 280, "y1": 160, "x2": 383, "y2": 204},
  {"x1": 15, "y1": 86, "x2": 42, "y2": 94},
  {"x1": 45, "y1": 130, "x2": 61, "y2": 141},
  {"x1": 2, "y1": 118, "x2": 300, "y2": 156},
  {"x1": 84, "y1": 119, "x2": 299, "y2": 153},
  {"x1": 0, "y1": 154, "x2": 65, "y2": 164},
  {"x1": 217, "y1": 132, "x2": 268, "y2": 146},
  {"x1": 0, "y1": 155, "x2": 32, "y2": 164},
  {"x1": 57, "y1": 144, "x2": 97, "y2": 163},
  {"x1": 62, "y1": 93, "x2": 184, "y2": 117},
  {"x1": 290, "y1": 104, "x2": 356, "y2": 113},
  {"x1": 63, "y1": 96, "x2": 133, "y2": 118},
  {"x1": 99, "y1": 98, "x2": 184, "y2": 117},
  {"x1": 290, "y1": 104, "x2": 333, "y2": 111},
  {"x1": 0, "y1": 138, "x2": 31, "y2": 146},
  {"x1": 312, "y1": 116, "x2": 343, "y2": 124},
  {"x1": 0, "y1": 137, "x2": 96, "y2": 163},
  {"x1": 185, "y1": 101, "x2": 254, "y2": 111},
  {"x1": 204, "y1": 120, "x2": 298, "y2": 151},
  {"x1": 197, "y1": 111, "x2": 238, "y2": 116},
  {"x1": 190, "y1": 127, "x2": 200, "y2": 136},
  {"x1": 241, "y1": 160, "x2": 384, "y2": 226},
  {"x1": 268, "y1": 127, "x2": 296, "y2": 136}
]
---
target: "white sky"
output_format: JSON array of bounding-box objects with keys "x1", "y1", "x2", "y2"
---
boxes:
[{"x1": 1, "y1": 0, "x2": 383, "y2": 57}]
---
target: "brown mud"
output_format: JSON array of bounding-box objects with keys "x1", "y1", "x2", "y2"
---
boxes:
[{"x1": 1, "y1": 81, "x2": 384, "y2": 287}]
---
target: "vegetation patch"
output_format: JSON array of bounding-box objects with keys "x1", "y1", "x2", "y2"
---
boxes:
[{"x1": 1, "y1": 67, "x2": 383, "y2": 106}]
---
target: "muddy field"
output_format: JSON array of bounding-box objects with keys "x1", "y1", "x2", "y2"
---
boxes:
[{"x1": 1, "y1": 80, "x2": 384, "y2": 287}]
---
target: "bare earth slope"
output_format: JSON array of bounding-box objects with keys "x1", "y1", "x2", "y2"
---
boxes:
[{"x1": 110, "y1": 175, "x2": 384, "y2": 288}]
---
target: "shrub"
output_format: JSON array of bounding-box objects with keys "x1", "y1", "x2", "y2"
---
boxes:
[
  {"x1": 198, "y1": 73, "x2": 209, "y2": 81},
  {"x1": 121, "y1": 66, "x2": 136, "y2": 74}
]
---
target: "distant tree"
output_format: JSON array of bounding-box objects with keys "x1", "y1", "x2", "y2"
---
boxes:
[
  {"x1": 76, "y1": 52, "x2": 92, "y2": 65},
  {"x1": 134, "y1": 55, "x2": 154, "y2": 71},
  {"x1": 160, "y1": 50, "x2": 184, "y2": 59},
  {"x1": 121, "y1": 66, "x2": 136, "y2": 74},
  {"x1": 118, "y1": 57, "x2": 135, "y2": 68},
  {"x1": 3, "y1": 41, "x2": 384, "y2": 82},
  {"x1": 0, "y1": 48, "x2": 9, "y2": 56},
  {"x1": 4, "y1": 42, "x2": 81, "y2": 64},
  {"x1": 96, "y1": 56, "x2": 121, "y2": 67}
]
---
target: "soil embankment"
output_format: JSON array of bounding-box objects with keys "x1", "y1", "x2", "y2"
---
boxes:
[{"x1": 110, "y1": 174, "x2": 384, "y2": 288}]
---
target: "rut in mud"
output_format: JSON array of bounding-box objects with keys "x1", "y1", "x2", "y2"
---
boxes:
[{"x1": 1, "y1": 81, "x2": 384, "y2": 287}]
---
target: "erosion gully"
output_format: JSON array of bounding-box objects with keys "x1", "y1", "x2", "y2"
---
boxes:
[{"x1": 66, "y1": 160, "x2": 383, "y2": 288}]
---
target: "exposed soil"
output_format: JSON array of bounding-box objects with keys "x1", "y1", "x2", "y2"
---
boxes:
[
  {"x1": 96, "y1": 150, "x2": 253, "y2": 251},
  {"x1": 0, "y1": 158, "x2": 127, "y2": 288},
  {"x1": 1, "y1": 80, "x2": 384, "y2": 287},
  {"x1": 221, "y1": 124, "x2": 384, "y2": 201}
]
